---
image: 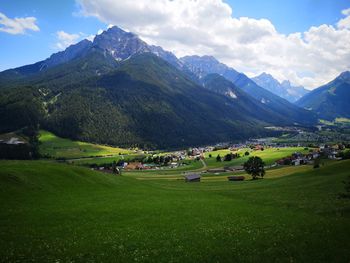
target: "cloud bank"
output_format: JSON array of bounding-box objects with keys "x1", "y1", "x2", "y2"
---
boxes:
[
  {"x1": 0, "y1": 12, "x2": 39, "y2": 35},
  {"x1": 55, "y1": 31, "x2": 83, "y2": 50},
  {"x1": 77, "y1": 0, "x2": 350, "y2": 89}
]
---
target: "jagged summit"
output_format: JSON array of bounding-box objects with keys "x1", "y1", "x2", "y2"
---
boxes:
[
  {"x1": 337, "y1": 70, "x2": 350, "y2": 81},
  {"x1": 252, "y1": 72, "x2": 308, "y2": 103},
  {"x1": 93, "y1": 26, "x2": 149, "y2": 61}
]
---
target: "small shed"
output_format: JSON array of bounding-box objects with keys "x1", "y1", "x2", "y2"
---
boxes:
[
  {"x1": 207, "y1": 168, "x2": 226, "y2": 173},
  {"x1": 227, "y1": 176, "x2": 245, "y2": 181},
  {"x1": 185, "y1": 173, "x2": 201, "y2": 182},
  {"x1": 226, "y1": 165, "x2": 244, "y2": 171}
]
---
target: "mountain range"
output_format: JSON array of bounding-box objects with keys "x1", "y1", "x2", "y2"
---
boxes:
[
  {"x1": 252, "y1": 73, "x2": 309, "y2": 103},
  {"x1": 296, "y1": 71, "x2": 350, "y2": 120},
  {"x1": 0, "y1": 25, "x2": 345, "y2": 149},
  {"x1": 180, "y1": 55, "x2": 316, "y2": 125}
]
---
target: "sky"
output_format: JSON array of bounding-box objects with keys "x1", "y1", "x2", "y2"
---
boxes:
[{"x1": 0, "y1": 0, "x2": 350, "y2": 89}]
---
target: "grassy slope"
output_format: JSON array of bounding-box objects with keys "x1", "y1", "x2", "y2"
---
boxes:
[
  {"x1": 39, "y1": 130, "x2": 134, "y2": 159},
  {"x1": 204, "y1": 147, "x2": 310, "y2": 168},
  {"x1": 0, "y1": 160, "x2": 350, "y2": 262},
  {"x1": 68, "y1": 155, "x2": 145, "y2": 165},
  {"x1": 133, "y1": 165, "x2": 313, "y2": 181}
]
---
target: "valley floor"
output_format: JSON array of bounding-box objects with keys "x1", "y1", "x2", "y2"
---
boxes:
[{"x1": 0, "y1": 159, "x2": 350, "y2": 262}]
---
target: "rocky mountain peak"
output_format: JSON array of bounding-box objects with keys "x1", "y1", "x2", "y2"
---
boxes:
[
  {"x1": 337, "y1": 71, "x2": 350, "y2": 81},
  {"x1": 93, "y1": 26, "x2": 149, "y2": 60}
]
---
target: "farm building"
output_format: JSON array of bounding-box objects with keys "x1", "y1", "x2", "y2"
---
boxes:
[
  {"x1": 125, "y1": 162, "x2": 144, "y2": 170},
  {"x1": 185, "y1": 173, "x2": 201, "y2": 182},
  {"x1": 225, "y1": 165, "x2": 244, "y2": 171},
  {"x1": 227, "y1": 176, "x2": 245, "y2": 181},
  {"x1": 207, "y1": 168, "x2": 226, "y2": 173}
]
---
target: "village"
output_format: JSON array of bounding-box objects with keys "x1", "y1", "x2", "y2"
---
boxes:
[{"x1": 91, "y1": 139, "x2": 348, "y2": 182}]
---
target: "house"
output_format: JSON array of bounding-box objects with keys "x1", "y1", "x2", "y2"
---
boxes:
[
  {"x1": 125, "y1": 162, "x2": 143, "y2": 170},
  {"x1": 170, "y1": 162, "x2": 178, "y2": 168},
  {"x1": 207, "y1": 168, "x2": 226, "y2": 173},
  {"x1": 227, "y1": 176, "x2": 245, "y2": 181},
  {"x1": 226, "y1": 165, "x2": 244, "y2": 171},
  {"x1": 312, "y1": 152, "x2": 320, "y2": 159},
  {"x1": 185, "y1": 173, "x2": 201, "y2": 182},
  {"x1": 254, "y1": 145, "x2": 264, "y2": 151},
  {"x1": 292, "y1": 159, "x2": 301, "y2": 166},
  {"x1": 328, "y1": 151, "x2": 338, "y2": 159},
  {"x1": 5, "y1": 137, "x2": 25, "y2": 145}
]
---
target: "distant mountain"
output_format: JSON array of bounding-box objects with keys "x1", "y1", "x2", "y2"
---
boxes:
[
  {"x1": 180, "y1": 56, "x2": 317, "y2": 125},
  {"x1": 296, "y1": 71, "x2": 350, "y2": 120},
  {"x1": 0, "y1": 52, "x2": 279, "y2": 149},
  {"x1": 93, "y1": 26, "x2": 183, "y2": 68},
  {"x1": 0, "y1": 26, "x2": 317, "y2": 149},
  {"x1": 201, "y1": 74, "x2": 295, "y2": 124},
  {"x1": 252, "y1": 73, "x2": 309, "y2": 102}
]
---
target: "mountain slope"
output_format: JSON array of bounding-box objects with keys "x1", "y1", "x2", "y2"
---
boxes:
[
  {"x1": 181, "y1": 55, "x2": 317, "y2": 125},
  {"x1": 0, "y1": 39, "x2": 93, "y2": 86},
  {"x1": 75, "y1": 53, "x2": 276, "y2": 148},
  {"x1": 201, "y1": 74, "x2": 293, "y2": 125},
  {"x1": 1, "y1": 52, "x2": 278, "y2": 149},
  {"x1": 252, "y1": 73, "x2": 309, "y2": 102},
  {"x1": 296, "y1": 71, "x2": 350, "y2": 120}
]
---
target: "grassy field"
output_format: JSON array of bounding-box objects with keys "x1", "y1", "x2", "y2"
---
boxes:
[
  {"x1": 204, "y1": 147, "x2": 310, "y2": 168},
  {"x1": 67, "y1": 154, "x2": 146, "y2": 166},
  {"x1": 39, "y1": 130, "x2": 135, "y2": 159},
  {"x1": 133, "y1": 165, "x2": 314, "y2": 181},
  {"x1": 0, "y1": 159, "x2": 350, "y2": 262}
]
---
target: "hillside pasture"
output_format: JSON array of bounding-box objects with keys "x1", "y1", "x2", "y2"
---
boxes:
[
  {"x1": 204, "y1": 147, "x2": 311, "y2": 168},
  {"x1": 1, "y1": 160, "x2": 349, "y2": 262},
  {"x1": 39, "y1": 130, "x2": 134, "y2": 159}
]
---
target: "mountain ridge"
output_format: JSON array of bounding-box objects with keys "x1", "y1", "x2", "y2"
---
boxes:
[
  {"x1": 180, "y1": 55, "x2": 317, "y2": 125},
  {"x1": 252, "y1": 72, "x2": 309, "y2": 103},
  {"x1": 296, "y1": 71, "x2": 350, "y2": 120}
]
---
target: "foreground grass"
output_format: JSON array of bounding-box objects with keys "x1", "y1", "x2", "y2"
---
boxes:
[
  {"x1": 39, "y1": 130, "x2": 134, "y2": 159},
  {"x1": 0, "y1": 160, "x2": 350, "y2": 262}
]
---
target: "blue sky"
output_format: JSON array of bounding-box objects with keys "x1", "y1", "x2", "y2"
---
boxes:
[
  {"x1": 0, "y1": 0, "x2": 105, "y2": 70},
  {"x1": 226, "y1": 0, "x2": 349, "y2": 33},
  {"x1": 0, "y1": 0, "x2": 349, "y2": 88}
]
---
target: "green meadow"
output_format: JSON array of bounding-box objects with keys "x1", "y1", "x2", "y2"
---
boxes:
[
  {"x1": 39, "y1": 130, "x2": 134, "y2": 159},
  {"x1": 204, "y1": 147, "x2": 310, "y2": 168},
  {"x1": 0, "y1": 159, "x2": 350, "y2": 262}
]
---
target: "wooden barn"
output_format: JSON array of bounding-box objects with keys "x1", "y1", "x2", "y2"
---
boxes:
[
  {"x1": 227, "y1": 176, "x2": 245, "y2": 181},
  {"x1": 185, "y1": 173, "x2": 201, "y2": 182}
]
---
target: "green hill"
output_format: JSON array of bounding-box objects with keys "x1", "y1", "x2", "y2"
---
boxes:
[
  {"x1": 39, "y1": 130, "x2": 133, "y2": 159},
  {"x1": 0, "y1": 160, "x2": 349, "y2": 262}
]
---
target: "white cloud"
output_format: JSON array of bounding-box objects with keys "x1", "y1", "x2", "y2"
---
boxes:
[
  {"x1": 54, "y1": 26, "x2": 106, "y2": 50},
  {"x1": 337, "y1": 13, "x2": 350, "y2": 29},
  {"x1": 55, "y1": 31, "x2": 82, "y2": 50},
  {"x1": 0, "y1": 12, "x2": 39, "y2": 34},
  {"x1": 342, "y1": 8, "x2": 350, "y2": 16},
  {"x1": 85, "y1": 34, "x2": 95, "y2": 41},
  {"x1": 77, "y1": 0, "x2": 350, "y2": 89}
]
